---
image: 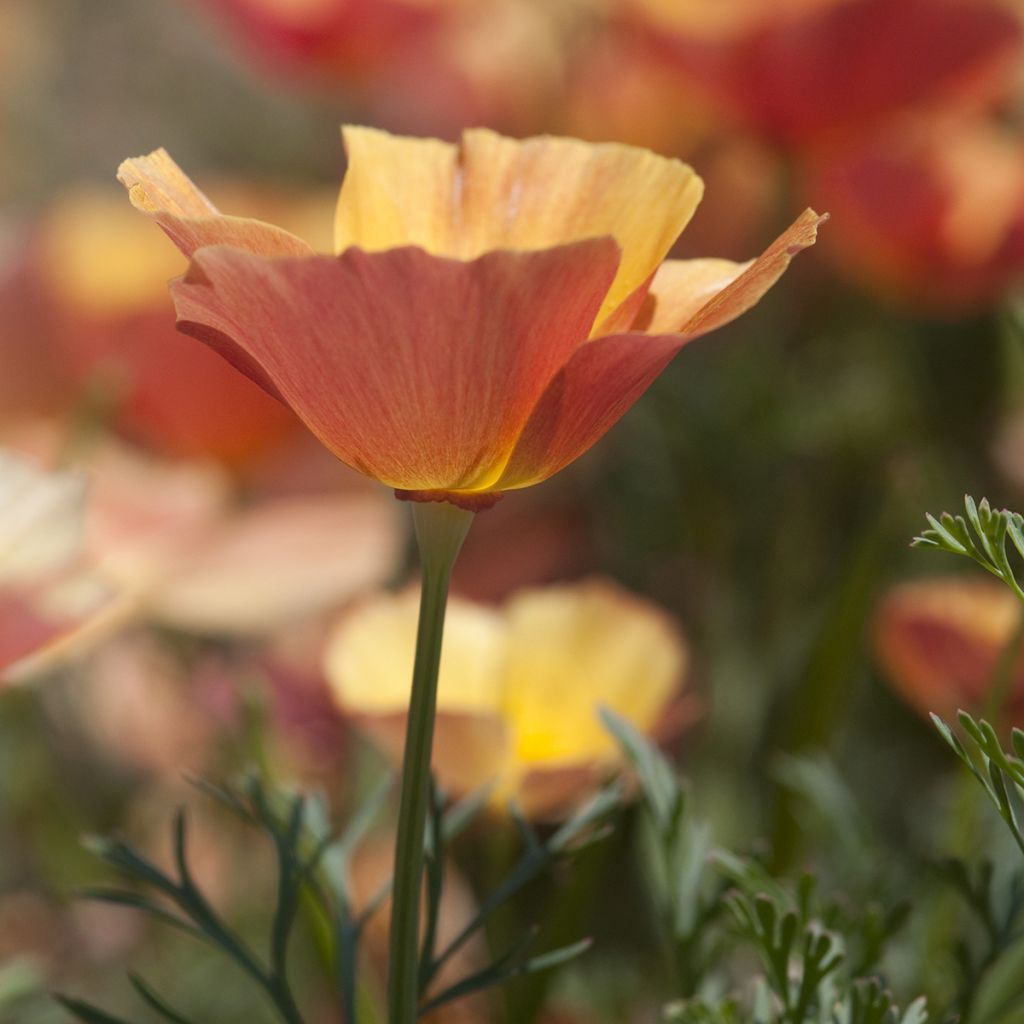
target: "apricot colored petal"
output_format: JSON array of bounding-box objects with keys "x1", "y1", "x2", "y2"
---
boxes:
[
  {"x1": 873, "y1": 577, "x2": 1024, "y2": 722},
  {"x1": 336, "y1": 125, "x2": 702, "y2": 332},
  {"x1": 346, "y1": 710, "x2": 511, "y2": 799},
  {"x1": 172, "y1": 239, "x2": 618, "y2": 492},
  {"x1": 152, "y1": 494, "x2": 402, "y2": 634},
  {"x1": 515, "y1": 763, "x2": 614, "y2": 821},
  {"x1": 633, "y1": 257, "x2": 750, "y2": 333},
  {"x1": 118, "y1": 149, "x2": 314, "y2": 259},
  {"x1": 497, "y1": 210, "x2": 824, "y2": 488}
]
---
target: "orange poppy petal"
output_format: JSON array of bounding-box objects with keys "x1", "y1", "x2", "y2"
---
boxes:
[
  {"x1": 117, "y1": 149, "x2": 314, "y2": 259},
  {"x1": 336, "y1": 125, "x2": 703, "y2": 333},
  {"x1": 497, "y1": 210, "x2": 824, "y2": 488},
  {"x1": 172, "y1": 239, "x2": 620, "y2": 492}
]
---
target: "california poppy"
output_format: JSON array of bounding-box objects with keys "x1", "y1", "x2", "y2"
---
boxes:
[{"x1": 119, "y1": 126, "x2": 822, "y2": 509}]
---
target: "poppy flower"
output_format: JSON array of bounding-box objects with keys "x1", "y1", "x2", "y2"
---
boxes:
[
  {"x1": 325, "y1": 578, "x2": 693, "y2": 818},
  {"x1": 119, "y1": 127, "x2": 821, "y2": 509},
  {"x1": 630, "y1": 0, "x2": 1023, "y2": 146},
  {"x1": 803, "y1": 116, "x2": 1024, "y2": 311},
  {"x1": 873, "y1": 576, "x2": 1024, "y2": 723}
]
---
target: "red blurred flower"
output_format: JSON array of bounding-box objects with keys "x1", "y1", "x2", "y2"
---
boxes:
[
  {"x1": 803, "y1": 115, "x2": 1024, "y2": 311},
  {"x1": 631, "y1": 0, "x2": 1023, "y2": 146}
]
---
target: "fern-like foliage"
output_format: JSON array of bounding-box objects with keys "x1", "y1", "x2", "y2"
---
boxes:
[
  {"x1": 912, "y1": 496, "x2": 1024, "y2": 602},
  {"x1": 56, "y1": 770, "x2": 619, "y2": 1023},
  {"x1": 602, "y1": 708, "x2": 924, "y2": 1024}
]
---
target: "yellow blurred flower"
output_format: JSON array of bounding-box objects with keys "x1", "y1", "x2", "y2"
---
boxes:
[{"x1": 326, "y1": 578, "x2": 691, "y2": 818}]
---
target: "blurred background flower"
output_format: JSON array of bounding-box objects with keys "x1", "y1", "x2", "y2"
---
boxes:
[
  {"x1": 326, "y1": 579, "x2": 692, "y2": 818},
  {"x1": 0, "y1": 450, "x2": 125, "y2": 683},
  {"x1": 874, "y1": 576, "x2": 1024, "y2": 723}
]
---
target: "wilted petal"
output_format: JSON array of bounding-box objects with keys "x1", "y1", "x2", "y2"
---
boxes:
[
  {"x1": 117, "y1": 148, "x2": 314, "y2": 259},
  {"x1": 173, "y1": 239, "x2": 619, "y2": 494},
  {"x1": 497, "y1": 209, "x2": 824, "y2": 488},
  {"x1": 335, "y1": 125, "x2": 703, "y2": 332}
]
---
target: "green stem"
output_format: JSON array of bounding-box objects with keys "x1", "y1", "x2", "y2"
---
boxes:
[{"x1": 388, "y1": 501, "x2": 474, "y2": 1024}]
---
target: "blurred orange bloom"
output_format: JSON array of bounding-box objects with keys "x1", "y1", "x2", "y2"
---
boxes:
[
  {"x1": 197, "y1": 0, "x2": 450, "y2": 83},
  {"x1": 194, "y1": 0, "x2": 598, "y2": 135},
  {"x1": 21, "y1": 190, "x2": 342, "y2": 465},
  {"x1": 631, "y1": 0, "x2": 1023, "y2": 146},
  {"x1": 119, "y1": 127, "x2": 822, "y2": 509},
  {"x1": 325, "y1": 579, "x2": 693, "y2": 818},
  {"x1": 874, "y1": 576, "x2": 1024, "y2": 722},
  {"x1": 803, "y1": 116, "x2": 1024, "y2": 311}
]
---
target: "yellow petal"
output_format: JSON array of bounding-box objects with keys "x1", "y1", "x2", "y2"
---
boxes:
[
  {"x1": 500, "y1": 578, "x2": 687, "y2": 765},
  {"x1": 325, "y1": 589, "x2": 506, "y2": 714},
  {"x1": 335, "y1": 125, "x2": 703, "y2": 333},
  {"x1": 324, "y1": 589, "x2": 510, "y2": 795}
]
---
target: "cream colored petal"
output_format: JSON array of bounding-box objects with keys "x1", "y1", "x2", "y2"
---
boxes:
[
  {"x1": 335, "y1": 125, "x2": 703, "y2": 332},
  {"x1": 81, "y1": 442, "x2": 230, "y2": 593},
  {"x1": 152, "y1": 494, "x2": 402, "y2": 634},
  {"x1": 325, "y1": 589, "x2": 506, "y2": 714},
  {"x1": 0, "y1": 451, "x2": 86, "y2": 588},
  {"x1": 634, "y1": 257, "x2": 751, "y2": 333},
  {"x1": 500, "y1": 578, "x2": 687, "y2": 766}
]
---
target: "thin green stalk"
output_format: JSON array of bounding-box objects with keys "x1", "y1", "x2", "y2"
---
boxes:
[{"x1": 388, "y1": 501, "x2": 474, "y2": 1024}]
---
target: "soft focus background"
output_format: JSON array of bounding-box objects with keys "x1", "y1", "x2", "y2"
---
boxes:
[{"x1": 2, "y1": 1, "x2": 1024, "y2": 1021}]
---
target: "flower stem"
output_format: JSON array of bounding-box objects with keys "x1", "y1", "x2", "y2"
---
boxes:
[{"x1": 388, "y1": 500, "x2": 474, "y2": 1024}]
